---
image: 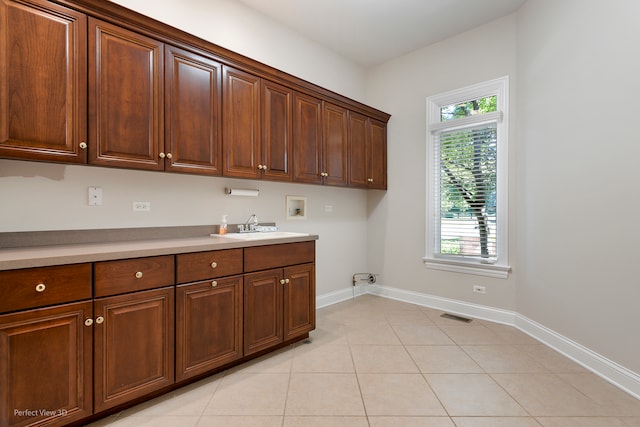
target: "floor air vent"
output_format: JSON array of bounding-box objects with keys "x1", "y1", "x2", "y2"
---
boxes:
[{"x1": 441, "y1": 313, "x2": 472, "y2": 323}]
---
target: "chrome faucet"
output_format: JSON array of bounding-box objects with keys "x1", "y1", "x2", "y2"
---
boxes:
[{"x1": 239, "y1": 214, "x2": 259, "y2": 232}]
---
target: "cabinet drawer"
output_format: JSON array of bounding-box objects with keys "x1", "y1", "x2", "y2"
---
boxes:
[
  {"x1": 244, "y1": 241, "x2": 315, "y2": 272},
  {"x1": 176, "y1": 248, "x2": 242, "y2": 283},
  {"x1": 0, "y1": 264, "x2": 92, "y2": 313},
  {"x1": 95, "y1": 255, "x2": 175, "y2": 297}
]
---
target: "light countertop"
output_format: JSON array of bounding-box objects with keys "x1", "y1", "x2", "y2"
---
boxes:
[{"x1": 0, "y1": 233, "x2": 318, "y2": 271}]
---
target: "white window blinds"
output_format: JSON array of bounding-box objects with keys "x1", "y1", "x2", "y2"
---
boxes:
[{"x1": 434, "y1": 121, "x2": 498, "y2": 261}]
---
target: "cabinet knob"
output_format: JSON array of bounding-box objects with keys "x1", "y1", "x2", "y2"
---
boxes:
[
  {"x1": 258, "y1": 165, "x2": 263, "y2": 170},
  {"x1": 159, "y1": 152, "x2": 166, "y2": 159},
  {"x1": 135, "y1": 271, "x2": 143, "y2": 279},
  {"x1": 95, "y1": 316, "x2": 104, "y2": 324},
  {"x1": 35, "y1": 283, "x2": 46, "y2": 292},
  {"x1": 211, "y1": 281, "x2": 218, "y2": 287},
  {"x1": 79, "y1": 142, "x2": 87, "y2": 149},
  {"x1": 84, "y1": 318, "x2": 94, "y2": 327},
  {"x1": 280, "y1": 279, "x2": 285, "y2": 285},
  {"x1": 285, "y1": 278, "x2": 290, "y2": 284},
  {"x1": 321, "y1": 172, "x2": 328, "y2": 177},
  {"x1": 368, "y1": 178, "x2": 374, "y2": 183},
  {"x1": 210, "y1": 262, "x2": 218, "y2": 269},
  {"x1": 166, "y1": 153, "x2": 173, "y2": 159}
]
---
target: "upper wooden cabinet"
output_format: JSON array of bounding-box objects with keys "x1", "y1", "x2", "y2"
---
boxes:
[
  {"x1": 222, "y1": 67, "x2": 292, "y2": 181},
  {"x1": 165, "y1": 45, "x2": 222, "y2": 175},
  {"x1": 323, "y1": 102, "x2": 349, "y2": 186},
  {"x1": 88, "y1": 18, "x2": 164, "y2": 170},
  {"x1": 262, "y1": 79, "x2": 293, "y2": 181},
  {"x1": 222, "y1": 66, "x2": 261, "y2": 179},
  {"x1": 0, "y1": 0, "x2": 87, "y2": 163},
  {"x1": 0, "y1": 0, "x2": 389, "y2": 188},
  {"x1": 293, "y1": 92, "x2": 323, "y2": 184},
  {"x1": 349, "y1": 112, "x2": 387, "y2": 189},
  {"x1": 293, "y1": 93, "x2": 348, "y2": 186}
]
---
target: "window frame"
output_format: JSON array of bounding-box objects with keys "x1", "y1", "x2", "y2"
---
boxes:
[{"x1": 424, "y1": 76, "x2": 510, "y2": 278}]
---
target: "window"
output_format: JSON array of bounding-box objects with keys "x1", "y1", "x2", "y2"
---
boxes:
[{"x1": 424, "y1": 77, "x2": 510, "y2": 278}]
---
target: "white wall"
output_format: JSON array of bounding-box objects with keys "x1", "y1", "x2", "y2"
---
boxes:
[
  {"x1": 365, "y1": 14, "x2": 519, "y2": 310},
  {"x1": 516, "y1": 0, "x2": 640, "y2": 374},
  {"x1": 0, "y1": 0, "x2": 370, "y2": 297}
]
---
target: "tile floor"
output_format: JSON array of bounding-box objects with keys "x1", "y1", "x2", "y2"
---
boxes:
[{"x1": 89, "y1": 294, "x2": 640, "y2": 427}]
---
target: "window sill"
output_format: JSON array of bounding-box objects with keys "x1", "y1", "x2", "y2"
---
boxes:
[{"x1": 423, "y1": 257, "x2": 511, "y2": 279}]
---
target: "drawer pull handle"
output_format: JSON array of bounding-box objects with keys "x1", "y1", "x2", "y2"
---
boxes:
[
  {"x1": 95, "y1": 316, "x2": 104, "y2": 324},
  {"x1": 35, "y1": 283, "x2": 46, "y2": 292},
  {"x1": 210, "y1": 262, "x2": 218, "y2": 269},
  {"x1": 84, "y1": 318, "x2": 93, "y2": 327},
  {"x1": 135, "y1": 271, "x2": 143, "y2": 279},
  {"x1": 211, "y1": 281, "x2": 218, "y2": 287}
]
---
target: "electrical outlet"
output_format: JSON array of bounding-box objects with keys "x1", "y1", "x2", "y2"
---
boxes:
[
  {"x1": 88, "y1": 186, "x2": 103, "y2": 206},
  {"x1": 133, "y1": 201, "x2": 151, "y2": 211},
  {"x1": 473, "y1": 285, "x2": 487, "y2": 294}
]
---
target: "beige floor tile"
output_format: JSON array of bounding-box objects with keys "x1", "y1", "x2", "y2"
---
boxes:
[
  {"x1": 492, "y1": 373, "x2": 602, "y2": 416},
  {"x1": 368, "y1": 416, "x2": 456, "y2": 426},
  {"x1": 351, "y1": 345, "x2": 418, "y2": 373},
  {"x1": 346, "y1": 323, "x2": 402, "y2": 345},
  {"x1": 462, "y1": 345, "x2": 548, "y2": 373},
  {"x1": 286, "y1": 373, "x2": 365, "y2": 416},
  {"x1": 283, "y1": 416, "x2": 370, "y2": 426},
  {"x1": 479, "y1": 322, "x2": 541, "y2": 345},
  {"x1": 536, "y1": 417, "x2": 629, "y2": 427},
  {"x1": 439, "y1": 325, "x2": 505, "y2": 345},
  {"x1": 385, "y1": 309, "x2": 434, "y2": 325},
  {"x1": 406, "y1": 345, "x2": 483, "y2": 374},
  {"x1": 196, "y1": 415, "x2": 283, "y2": 426},
  {"x1": 204, "y1": 372, "x2": 289, "y2": 415},
  {"x1": 622, "y1": 417, "x2": 640, "y2": 426},
  {"x1": 426, "y1": 373, "x2": 527, "y2": 416},
  {"x1": 515, "y1": 345, "x2": 588, "y2": 373},
  {"x1": 308, "y1": 321, "x2": 349, "y2": 346},
  {"x1": 104, "y1": 415, "x2": 200, "y2": 426},
  {"x1": 229, "y1": 346, "x2": 294, "y2": 373},
  {"x1": 557, "y1": 373, "x2": 640, "y2": 416},
  {"x1": 453, "y1": 417, "x2": 542, "y2": 427},
  {"x1": 358, "y1": 373, "x2": 447, "y2": 416},
  {"x1": 391, "y1": 324, "x2": 455, "y2": 345},
  {"x1": 292, "y1": 343, "x2": 355, "y2": 373}
]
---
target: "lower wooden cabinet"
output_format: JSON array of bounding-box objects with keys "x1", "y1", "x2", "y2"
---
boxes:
[
  {"x1": 283, "y1": 264, "x2": 316, "y2": 341},
  {"x1": 243, "y1": 269, "x2": 283, "y2": 356},
  {"x1": 0, "y1": 301, "x2": 93, "y2": 427},
  {"x1": 1, "y1": 240, "x2": 315, "y2": 426},
  {"x1": 176, "y1": 276, "x2": 243, "y2": 381},
  {"x1": 244, "y1": 263, "x2": 315, "y2": 356},
  {"x1": 93, "y1": 287, "x2": 175, "y2": 413}
]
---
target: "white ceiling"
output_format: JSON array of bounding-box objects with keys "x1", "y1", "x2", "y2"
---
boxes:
[{"x1": 236, "y1": 0, "x2": 526, "y2": 68}]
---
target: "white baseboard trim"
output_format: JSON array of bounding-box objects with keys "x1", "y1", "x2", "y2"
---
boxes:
[
  {"x1": 317, "y1": 283, "x2": 640, "y2": 400},
  {"x1": 316, "y1": 284, "x2": 368, "y2": 309}
]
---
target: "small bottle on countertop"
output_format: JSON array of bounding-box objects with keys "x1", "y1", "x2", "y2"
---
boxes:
[{"x1": 219, "y1": 214, "x2": 228, "y2": 235}]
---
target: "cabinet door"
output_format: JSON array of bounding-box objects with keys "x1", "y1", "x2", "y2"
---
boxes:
[
  {"x1": 165, "y1": 45, "x2": 222, "y2": 175},
  {"x1": 0, "y1": 301, "x2": 93, "y2": 427},
  {"x1": 222, "y1": 66, "x2": 261, "y2": 179},
  {"x1": 243, "y1": 269, "x2": 283, "y2": 356},
  {"x1": 0, "y1": 0, "x2": 87, "y2": 163},
  {"x1": 262, "y1": 80, "x2": 292, "y2": 181},
  {"x1": 293, "y1": 92, "x2": 323, "y2": 184},
  {"x1": 369, "y1": 119, "x2": 387, "y2": 189},
  {"x1": 176, "y1": 276, "x2": 243, "y2": 381},
  {"x1": 89, "y1": 18, "x2": 164, "y2": 170},
  {"x1": 283, "y1": 264, "x2": 315, "y2": 341},
  {"x1": 323, "y1": 102, "x2": 348, "y2": 186},
  {"x1": 348, "y1": 112, "x2": 369, "y2": 188},
  {"x1": 94, "y1": 287, "x2": 174, "y2": 413}
]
